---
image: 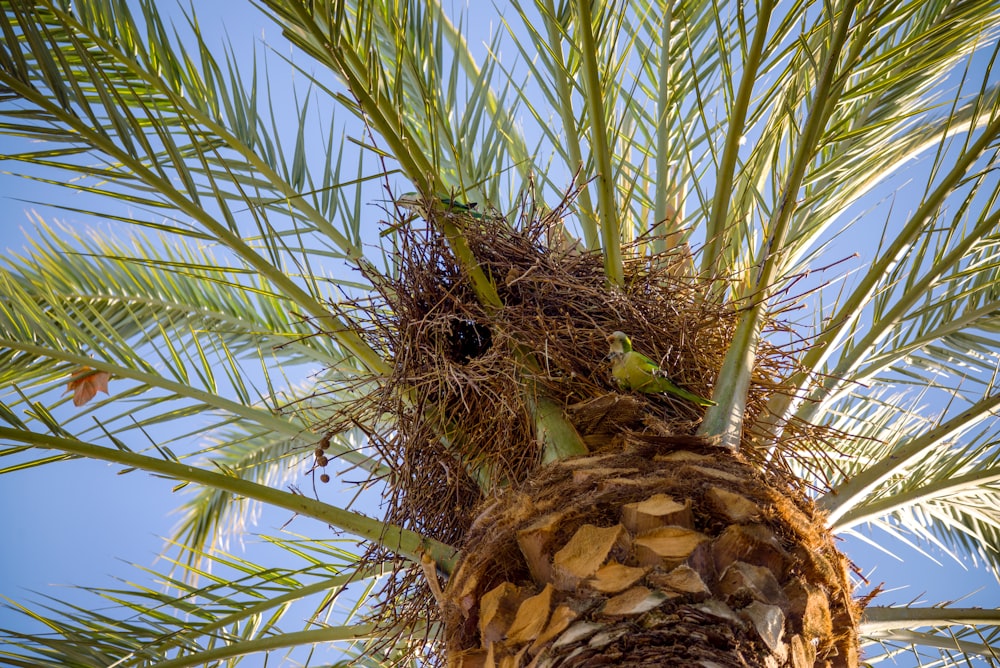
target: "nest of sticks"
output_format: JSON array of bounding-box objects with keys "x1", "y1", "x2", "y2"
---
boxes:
[{"x1": 318, "y1": 190, "x2": 845, "y2": 660}]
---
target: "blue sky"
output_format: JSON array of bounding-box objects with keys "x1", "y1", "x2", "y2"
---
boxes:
[{"x1": 2, "y1": 1, "x2": 1000, "y2": 666}]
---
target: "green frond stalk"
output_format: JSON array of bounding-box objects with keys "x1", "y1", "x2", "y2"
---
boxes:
[
  {"x1": 0, "y1": 426, "x2": 458, "y2": 573},
  {"x1": 699, "y1": 0, "x2": 774, "y2": 276},
  {"x1": 701, "y1": 0, "x2": 862, "y2": 449},
  {"x1": 259, "y1": 0, "x2": 504, "y2": 309},
  {"x1": 782, "y1": 110, "x2": 1000, "y2": 428},
  {"x1": 536, "y1": 0, "x2": 600, "y2": 249},
  {"x1": 861, "y1": 606, "x2": 1000, "y2": 635},
  {"x1": 821, "y1": 390, "x2": 1000, "y2": 527},
  {"x1": 574, "y1": 0, "x2": 623, "y2": 284},
  {"x1": 833, "y1": 465, "x2": 1000, "y2": 531}
]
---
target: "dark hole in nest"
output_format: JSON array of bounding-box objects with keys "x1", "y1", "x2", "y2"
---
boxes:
[{"x1": 446, "y1": 318, "x2": 493, "y2": 364}]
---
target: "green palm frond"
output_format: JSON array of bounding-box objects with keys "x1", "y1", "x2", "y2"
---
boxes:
[
  {"x1": 2, "y1": 221, "x2": 341, "y2": 368},
  {"x1": 173, "y1": 417, "x2": 372, "y2": 562},
  {"x1": 1, "y1": 0, "x2": 360, "y2": 257},
  {"x1": 785, "y1": 138, "x2": 1000, "y2": 427},
  {"x1": 257, "y1": 0, "x2": 531, "y2": 206},
  {"x1": 834, "y1": 418, "x2": 1000, "y2": 574},
  {"x1": 0, "y1": 419, "x2": 455, "y2": 571},
  {"x1": 861, "y1": 606, "x2": 1000, "y2": 666},
  {"x1": 699, "y1": 1, "x2": 1000, "y2": 447},
  {"x1": 0, "y1": 0, "x2": 386, "y2": 372},
  {"x1": 0, "y1": 221, "x2": 386, "y2": 476},
  {"x1": 0, "y1": 537, "x2": 408, "y2": 668}
]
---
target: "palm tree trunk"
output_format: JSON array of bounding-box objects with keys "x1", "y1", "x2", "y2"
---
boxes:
[{"x1": 443, "y1": 435, "x2": 859, "y2": 667}]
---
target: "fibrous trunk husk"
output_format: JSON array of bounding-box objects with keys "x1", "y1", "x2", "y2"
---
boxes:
[{"x1": 442, "y1": 436, "x2": 859, "y2": 667}]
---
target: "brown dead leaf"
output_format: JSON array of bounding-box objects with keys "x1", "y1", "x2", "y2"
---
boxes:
[{"x1": 66, "y1": 367, "x2": 111, "y2": 407}]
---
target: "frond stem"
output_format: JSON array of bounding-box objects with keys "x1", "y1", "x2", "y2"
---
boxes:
[
  {"x1": 699, "y1": 0, "x2": 774, "y2": 277},
  {"x1": 543, "y1": 0, "x2": 598, "y2": 249},
  {"x1": 652, "y1": 1, "x2": 675, "y2": 255},
  {"x1": 700, "y1": 0, "x2": 859, "y2": 449},
  {"x1": 802, "y1": 207, "x2": 1000, "y2": 419},
  {"x1": 0, "y1": 67, "x2": 387, "y2": 377},
  {"x1": 819, "y1": 391, "x2": 1000, "y2": 525},
  {"x1": 431, "y1": 0, "x2": 532, "y2": 180},
  {"x1": 782, "y1": 110, "x2": 1000, "y2": 425},
  {"x1": 861, "y1": 606, "x2": 1000, "y2": 634},
  {"x1": 574, "y1": 0, "x2": 623, "y2": 285},
  {"x1": 283, "y1": 4, "x2": 502, "y2": 310},
  {"x1": 0, "y1": 427, "x2": 459, "y2": 574},
  {"x1": 0, "y1": 339, "x2": 385, "y2": 475},
  {"x1": 832, "y1": 465, "x2": 1000, "y2": 531}
]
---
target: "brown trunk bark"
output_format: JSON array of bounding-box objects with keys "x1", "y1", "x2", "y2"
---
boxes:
[{"x1": 442, "y1": 436, "x2": 860, "y2": 667}]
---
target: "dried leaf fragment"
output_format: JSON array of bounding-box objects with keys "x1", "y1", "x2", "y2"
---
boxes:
[
  {"x1": 506, "y1": 583, "x2": 554, "y2": 643},
  {"x1": 65, "y1": 367, "x2": 111, "y2": 407},
  {"x1": 552, "y1": 523, "x2": 626, "y2": 589},
  {"x1": 633, "y1": 525, "x2": 707, "y2": 564},
  {"x1": 588, "y1": 562, "x2": 649, "y2": 593},
  {"x1": 622, "y1": 493, "x2": 691, "y2": 532}
]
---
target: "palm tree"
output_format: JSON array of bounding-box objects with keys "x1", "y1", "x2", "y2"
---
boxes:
[{"x1": 2, "y1": 0, "x2": 1000, "y2": 665}]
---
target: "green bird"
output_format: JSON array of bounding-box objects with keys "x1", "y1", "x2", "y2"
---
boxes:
[{"x1": 606, "y1": 331, "x2": 716, "y2": 407}]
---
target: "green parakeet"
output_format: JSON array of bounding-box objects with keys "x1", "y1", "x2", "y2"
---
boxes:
[{"x1": 606, "y1": 331, "x2": 716, "y2": 407}]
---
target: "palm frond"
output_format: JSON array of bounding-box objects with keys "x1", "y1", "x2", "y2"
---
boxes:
[
  {"x1": 0, "y1": 0, "x2": 386, "y2": 371},
  {"x1": 816, "y1": 382, "x2": 1000, "y2": 578},
  {"x1": 0, "y1": 221, "x2": 385, "y2": 474},
  {"x1": 258, "y1": 0, "x2": 500, "y2": 200},
  {"x1": 0, "y1": 420, "x2": 454, "y2": 569},
  {"x1": 1, "y1": 0, "x2": 360, "y2": 258},
  {"x1": 792, "y1": 120, "x2": 1000, "y2": 426},
  {"x1": 172, "y1": 419, "x2": 374, "y2": 563},
  {"x1": 0, "y1": 537, "x2": 411, "y2": 668},
  {"x1": 862, "y1": 606, "x2": 1000, "y2": 667}
]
